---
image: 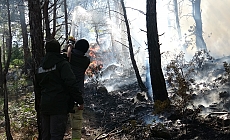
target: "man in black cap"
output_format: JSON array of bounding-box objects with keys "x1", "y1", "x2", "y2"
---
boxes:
[
  {"x1": 68, "y1": 39, "x2": 90, "y2": 140},
  {"x1": 69, "y1": 39, "x2": 90, "y2": 91},
  {"x1": 35, "y1": 39, "x2": 84, "y2": 140}
]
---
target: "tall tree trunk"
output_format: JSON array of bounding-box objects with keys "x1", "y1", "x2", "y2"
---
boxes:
[
  {"x1": 51, "y1": 0, "x2": 57, "y2": 38},
  {"x1": 173, "y1": 0, "x2": 182, "y2": 40},
  {"x1": 94, "y1": 25, "x2": 100, "y2": 46},
  {"x1": 64, "y1": 0, "x2": 68, "y2": 40},
  {"x1": 4, "y1": 0, "x2": 13, "y2": 139},
  {"x1": 107, "y1": 0, "x2": 116, "y2": 54},
  {"x1": 120, "y1": 3, "x2": 129, "y2": 66},
  {"x1": 146, "y1": 0, "x2": 169, "y2": 101},
  {"x1": 120, "y1": 0, "x2": 147, "y2": 91},
  {"x1": 192, "y1": 0, "x2": 207, "y2": 50},
  {"x1": 0, "y1": 37, "x2": 3, "y2": 97},
  {"x1": 19, "y1": 0, "x2": 31, "y2": 74},
  {"x1": 107, "y1": 0, "x2": 111, "y2": 19},
  {"x1": 0, "y1": 0, "x2": 6, "y2": 98},
  {"x1": 43, "y1": 0, "x2": 51, "y2": 39},
  {"x1": 2, "y1": 25, "x2": 6, "y2": 66},
  {"x1": 28, "y1": 0, "x2": 44, "y2": 139},
  {"x1": 0, "y1": 44, "x2": 2, "y2": 98}
]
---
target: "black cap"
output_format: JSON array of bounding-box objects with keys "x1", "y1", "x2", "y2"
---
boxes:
[
  {"x1": 45, "y1": 39, "x2": 61, "y2": 53},
  {"x1": 74, "y1": 39, "x2": 89, "y2": 54}
]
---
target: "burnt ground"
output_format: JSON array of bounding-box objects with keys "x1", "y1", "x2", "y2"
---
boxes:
[{"x1": 64, "y1": 82, "x2": 230, "y2": 140}]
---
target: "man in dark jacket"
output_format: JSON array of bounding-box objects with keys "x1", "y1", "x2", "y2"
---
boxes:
[
  {"x1": 69, "y1": 39, "x2": 90, "y2": 93},
  {"x1": 35, "y1": 39, "x2": 83, "y2": 140},
  {"x1": 68, "y1": 39, "x2": 90, "y2": 140}
]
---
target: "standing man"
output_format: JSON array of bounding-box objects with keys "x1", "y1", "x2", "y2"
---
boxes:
[
  {"x1": 35, "y1": 39, "x2": 84, "y2": 140},
  {"x1": 68, "y1": 39, "x2": 90, "y2": 140}
]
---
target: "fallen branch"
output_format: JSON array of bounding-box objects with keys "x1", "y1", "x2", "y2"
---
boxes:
[{"x1": 95, "y1": 128, "x2": 123, "y2": 140}]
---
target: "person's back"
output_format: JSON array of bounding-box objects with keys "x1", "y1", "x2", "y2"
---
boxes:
[
  {"x1": 36, "y1": 39, "x2": 84, "y2": 140},
  {"x1": 68, "y1": 39, "x2": 90, "y2": 140},
  {"x1": 69, "y1": 39, "x2": 90, "y2": 93}
]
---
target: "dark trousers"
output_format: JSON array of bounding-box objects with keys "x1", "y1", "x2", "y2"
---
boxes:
[{"x1": 41, "y1": 114, "x2": 68, "y2": 140}]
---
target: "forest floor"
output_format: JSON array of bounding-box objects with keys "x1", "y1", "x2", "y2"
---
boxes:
[{"x1": 63, "y1": 82, "x2": 230, "y2": 140}]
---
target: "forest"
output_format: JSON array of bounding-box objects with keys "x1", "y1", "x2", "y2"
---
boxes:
[{"x1": 0, "y1": 0, "x2": 230, "y2": 139}]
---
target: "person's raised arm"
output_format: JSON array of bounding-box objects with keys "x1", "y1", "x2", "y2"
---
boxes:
[{"x1": 67, "y1": 44, "x2": 73, "y2": 62}]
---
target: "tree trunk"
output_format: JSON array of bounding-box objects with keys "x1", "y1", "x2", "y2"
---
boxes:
[
  {"x1": 1, "y1": 25, "x2": 6, "y2": 82},
  {"x1": 119, "y1": 1, "x2": 129, "y2": 66},
  {"x1": 19, "y1": 0, "x2": 31, "y2": 74},
  {"x1": 4, "y1": 0, "x2": 13, "y2": 139},
  {"x1": 120, "y1": 0, "x2": 147, "y2": 91},
  {"x1": 173, "y1": 0, "x2": 182, "y2": 40},
  {"x1": 192, "y1": 0, "x2": 207, "y2": 50},
  {"x1": 51, "y1": 0, "x2": 57, "y2": 38},
  {"x1": 28, "y1": 0, "x2": 44, "y2": 139},
  {"x1": 3, "y1": 79, "x2": 13, "y2": 140},
  {"x1": 2, "y1": 24, "x2": 6, "y2": 67},
  {"x1": 64, "y1": 0, "x2": 68, "y2": 40},
  {"x1": 146, "y1": 0, "x2": 169, "y2": 101},
  {"x1": 95, "y1": 27, "x2": 100, "y2": 46},
  {"x1": 0, "y1": 43, "x2": 2, "y2": 98},
  {"x1": 43, "y1": 0, "x2": 51, "y2": 39},
  {"x1": 107, "y1": 0, "x2": 116, "y2": 54}
]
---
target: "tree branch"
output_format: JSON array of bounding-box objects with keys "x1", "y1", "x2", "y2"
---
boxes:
[
  {"x1": 115, "y1": 40, "x2": 129, "y2": 48},
  {"x1": 125, "y1": 7, "x2": 146, "y2": 15}
]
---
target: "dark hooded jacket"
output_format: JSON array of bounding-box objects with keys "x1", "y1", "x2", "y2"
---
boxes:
[
  {"x1": 36, "y1": 52, "x2": 83, "y2": 115},
  {"x1": 70, "y1": 49, "x2": 90, "y2": 93}
]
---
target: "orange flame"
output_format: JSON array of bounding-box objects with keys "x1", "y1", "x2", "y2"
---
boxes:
[{"x1": 85, "y1": 43, "x2": 103, "y2": 78}]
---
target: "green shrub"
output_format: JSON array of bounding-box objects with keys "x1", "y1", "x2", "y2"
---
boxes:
[{"x1": 11, "y1": 59, "x2": 24, "y2": 67}]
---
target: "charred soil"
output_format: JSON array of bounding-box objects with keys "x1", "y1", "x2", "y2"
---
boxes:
[{"x1": 64, "y1": 82, "x2": 230, "y2": 140}]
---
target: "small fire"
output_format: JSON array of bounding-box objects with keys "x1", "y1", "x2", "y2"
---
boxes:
[
  {"x1": 85, "y1": 43, "x2": 103, "y2": 78},
  {"x1": 88, "y1": 43, "x2": 100, "y2": 58},
  {"x1": 86, "y1": 61, "x2": 103, "y2": 78}
]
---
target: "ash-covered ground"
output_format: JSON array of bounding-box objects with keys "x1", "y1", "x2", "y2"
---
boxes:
[{"x1": 65, "y1": 56, "x2": 230, "y2": 140}]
